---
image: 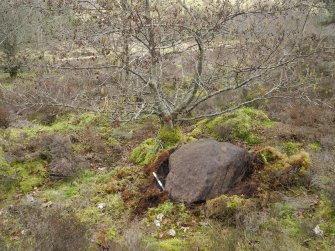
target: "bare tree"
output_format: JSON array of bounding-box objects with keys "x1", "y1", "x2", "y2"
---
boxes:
[
  {"x1": 322, "y1": 0, "x2": 335, "y2": 23},
  {"x1": 4, "y1": 0, "x2": 320, "y2": 127},
  {"x1": 0, "y1": 0, "x2": 42, "y2": 77},
  {"x1": 53, "y1": 0, "x2": 319, "y2": 128}
]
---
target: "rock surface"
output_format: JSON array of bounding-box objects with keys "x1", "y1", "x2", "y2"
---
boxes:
[{"x1": 165, "y1": 139, "x2": 251, "y2": 203}]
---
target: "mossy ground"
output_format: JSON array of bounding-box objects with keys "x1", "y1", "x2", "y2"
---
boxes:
[
  {"x1": 1, "y1": 107, "x2": 335, "y2": 250},
  {"x1": 191, "y1": 107, "x2": 275, "y2": 145}
]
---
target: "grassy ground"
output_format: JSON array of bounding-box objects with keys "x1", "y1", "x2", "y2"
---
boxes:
[{"x1": 0, "y1": 105, "x2": 334, "y2": 251}]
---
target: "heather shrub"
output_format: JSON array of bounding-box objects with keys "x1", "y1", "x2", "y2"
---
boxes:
[
  {"x1": 19, "y1": 205, "x2": 90, "y2": 251},
  {"x1": 0, "y1": 106, "x2": 10, "y2": 128},
  {"x1": 9, "y1": 133, "x2": 88, "y2": 180}
]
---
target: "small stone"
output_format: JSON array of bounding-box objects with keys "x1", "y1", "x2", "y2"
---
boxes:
[
  {"x1": 42, "y1": 201, "x2": 53, "y2": 208},
  {"x1": 313, "y1": 225, "x2": 323, "y2": 236},
  {"x1": 26, "y1": 195, "x2": 35, "y2": 203},
  {"x1": 97, "y1": 203, "x2": 106, "y2": 209},
  {"x1": 156, "y1": 213, "x2": 164, "y2": 221},
  {"x1": 154, "y1": 219, "x2": 161, "y2": 227},
  {"x1": 168, "y1": 229, "x2": 176, "y2": 237},
  {"x1": 313, "y1": 225, "x2": 323, "y2": 237},
  {"x1": 181, "y1": 226, "x2": 189, "y2": 232}
]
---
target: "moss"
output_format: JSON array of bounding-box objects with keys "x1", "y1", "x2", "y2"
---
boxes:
[
  {"x1": 158, "y1": 125, "x2": 183, "y2": 148},
  {"x1": 0, "y1": 147, "x2": 10, "y2": 170},
  {"x1": 281, "y1": 218, "x2": 302, "y2": 237},
  {"x1": 183, "y1": 135, "x2": 197, "y2": 143},
  {"x1": 145, "y1": 201, "x2": 193, "y2": 238},
  {"x1": 192, "y1": 107, "x2": 272, "y2": 145},
  {"x1": 2, "y1": 113, "x2": 100, "y2": 143},
  {"x1": 19, "y1": 176, "x2": 44, "y2": 192},
  {"x1": 190, "y1": 119, "x2": 209, "y2": 137},
  {"x1": 106, "y1": 137, "x2": 121, "y2": 148},
  {"x1": 316, "y1": 195, "x2": 335, "y2": 235},
  {"x1": 271, "y1": 202, "x2": 303, "y2": 237},
  {"x1": 63, "y1": 187, "x2": 78, "y2": 198},
  {"x1": 259, "y1": 146, "x2": 285, "y2": 165},
  {"x1": 147, "y1": 201, "x2": 176, "y2": 217},
  {"x1": 206, "y1": 195, "x2": 252, "y2": 219},
  {"x1": 130, "y1": 138, "x2": 161, "y2": 165},
  {"x1": 7, "y1": 160, "x2": 48, "y2": 193},
  {"x1": 42, "y1": 112, "x2": 98, "y2": 132},
  {"x1": 148, "y1": 238, "x2": 189, "y2": 251},
  {"x1": 76, "y1": 206, "x2": 103, "y2": 224},
  {"x1": 258, "y1": 147, "x2": 311, "y2": 188},
  {"x1": 106, "y1": 227, "x2": 117, "y2": 240},
  {"x1": 237, "y1": 106, "x2": 269, "y2": 121},
  {"x1": 288, "y1": 151, "x2": 311, "y2": 176},
  {"x1": 309, "y1": 142, "x2": 322, "y2": 152},
  {"x1": 281, "y1": 142, "x2": 303, "y2": 156}
]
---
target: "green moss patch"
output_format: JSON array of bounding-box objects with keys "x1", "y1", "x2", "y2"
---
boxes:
[
  {"x1": 12, "y1": 160, "x2": 48, "y2": 192},
  {"x1": 206, "y1": 195, "x2": 253, "y2": 220},
  {"x1": 144, "y1": 201, "x2": 195, "y2": 239},
  {"x1": 130, "y1": 125, "x2": 194, "y2": 165},
  {"x1": 309, "y1": 142, "x2": 322, "y2": 152},
  {"x1": 0, "y1": 155, "x2": 48, "y2": 195},
  {"x1": 191, "y1": 107, "x2": 274, "y2": 145},
  {"x1": 146, "y1": 238, "x2": 189, "y2": 251},
  {"x1": 316, "y1": 195, "x2": 335, "y2": 235},
  {"x1": 158, "y1": 125, "x2": 183, "y2": 148},
  {"x1": 281, "y1": 142, "x2": 303, "y2": 156},
  {"x1": 258, "y1": 147, "x2": 311, "y2": 189},
  {"x1": 130, "y1": 138, "x2": 161, "y2": 165}
]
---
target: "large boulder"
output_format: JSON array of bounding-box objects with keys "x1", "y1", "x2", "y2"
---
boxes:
[{"x1": 165, "y1": 139, "x2": 251, "y2": 203}]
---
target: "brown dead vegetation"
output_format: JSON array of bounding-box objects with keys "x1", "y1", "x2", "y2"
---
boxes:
[{"x1": 0, "y1": 105, "x2": 10, "y2": 128}]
